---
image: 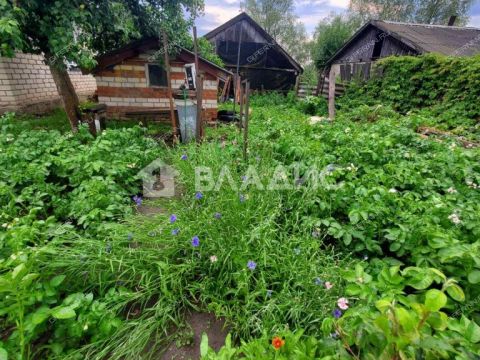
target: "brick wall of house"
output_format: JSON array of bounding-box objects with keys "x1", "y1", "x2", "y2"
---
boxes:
[
  {"x1": 95, "y1": 52, "x2": 219, "y2": 122},
  {"x1": 0, "y1": 53, "x2": 97, "y2": 114}
]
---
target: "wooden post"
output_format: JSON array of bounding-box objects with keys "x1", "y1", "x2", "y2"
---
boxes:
[
  {"x1": 233, "y1": 25, "x2": 243, "y2": 115},
  {"x1": 162, "y1": 31, "x2": 177, "y2": 140},
  {"x1": 243, "y1": 80, "x2": 250, "y2": 162},
  {"x1": 294, "y1": 73, "x2": 300, "y2": 96},
  {"x1": 197, "y1": 74, "x2": 204, "y2": 139},
  {"x1": 238, "y1": 80, "x2": 245, "y2": 131},
  {"x1": 315, "y1": 69, "x2": 323, "y2": 96},
  {"x1": 328, "y1": 66, "x2": 336, "y2": 120},
  {"x1": 220, "y1": 77, "x2": 229, "y2": 103},
  {"x1": 193, "y1": 26, "x2": 202, "y2": 142},
  {"x1": 234, "y1": 74, "x2": 242, "y2": 104}
]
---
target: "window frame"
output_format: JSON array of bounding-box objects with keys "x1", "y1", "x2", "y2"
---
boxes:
[{"x1": 145, "y1": 63, "x2": 168, "y2": 88}]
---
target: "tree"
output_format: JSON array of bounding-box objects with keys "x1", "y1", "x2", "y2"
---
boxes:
[
  {"x1": 0, "y1": 0, "x2": 203, "y2": 132},
  {"x1": 240, "y1": 0, "x2": 310, "y2": 64},
  {"x1": 349, "y1": 0, "x2": 474, "y2": 25},
  {"x1": 311, "y1": 14, "x2": 361, "y2": 71}
]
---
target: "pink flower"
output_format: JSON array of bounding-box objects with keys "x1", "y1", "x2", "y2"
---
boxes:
[
  {"x1": 337, "y1": 297, "x2": 349, "y2": 310},
  {"x1": 325, "y1": 282, "x2": 333, "y2": 290}
]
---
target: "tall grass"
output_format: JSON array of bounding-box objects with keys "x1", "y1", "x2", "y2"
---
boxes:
[{"x1": 35, "y1": 107, "x2": 355, "y2": 358}]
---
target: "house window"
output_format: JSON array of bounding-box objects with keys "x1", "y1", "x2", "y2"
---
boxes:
[{"x1": 147, "y1": 64, "x2": 168, "y2": 87}]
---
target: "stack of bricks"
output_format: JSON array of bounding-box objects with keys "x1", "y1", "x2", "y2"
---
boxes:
[
  {"x1": 95, "y1": 56, "x2": 219, "y2": 122},
  {"x1": 0, "y1": 53, "x2": 97, "y2": 114}
]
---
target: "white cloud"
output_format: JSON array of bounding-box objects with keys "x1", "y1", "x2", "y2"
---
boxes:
[
  {"x1": 468, "y1": 15, "x2": 480, "y2": 28},
  {"x1": 301, "y1": 10, "x2": 335, "y2": 27},
  {"x1": 197, "y1": 2, "x2": 241, "y2": 34},
  {"x1": 205, "y1": 4, "x2": 239, "y2": 23},
  {"x1": 295, "y1": 0, "x2": 349, "y2": 7},
  {"x1": 197, "y1": 0, "x2": 349, "y2": 35},
  {"x1": 328, "y1": 0, "x2": 349, "y2": 8}
]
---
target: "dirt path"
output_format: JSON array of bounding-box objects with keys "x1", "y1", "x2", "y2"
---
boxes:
[{"x1": 160, "y1": 312, "x2": 228, "y2": 360}]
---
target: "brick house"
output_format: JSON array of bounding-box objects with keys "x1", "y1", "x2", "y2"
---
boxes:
[{"x1": 89, "y1": 37, "x2": 232, "y2": 122}]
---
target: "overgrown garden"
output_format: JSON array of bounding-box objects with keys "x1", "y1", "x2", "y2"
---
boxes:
[{"x1": 1, "y1": 54, "x2": 480, "y2": 359}]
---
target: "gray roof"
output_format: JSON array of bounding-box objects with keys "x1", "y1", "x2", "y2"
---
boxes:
[
  {"x1": 373, "y1": 20, "x2": 480, "y2": 56},
  {"x1": 326, "y1": 20, "x2": 480, "y2": 66}
]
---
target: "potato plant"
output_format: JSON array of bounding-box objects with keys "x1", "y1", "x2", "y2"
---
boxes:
[{"x1": 1, "y1": 54, "x2": 480, "y2": 359}]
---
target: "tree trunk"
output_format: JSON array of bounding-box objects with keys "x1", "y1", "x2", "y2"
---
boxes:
[{"x1": 48, "y1": 62, "x2": 81, "y2": 132}]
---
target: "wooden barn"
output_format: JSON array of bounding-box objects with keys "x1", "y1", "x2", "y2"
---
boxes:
[
  {"x1": 88, "y1": 37, "x2": 232, "y2": 122},
  {"x1": 204, "y1": 12, "x2": 303, "y2": 92},
  {"x1": 322, "y1": 20, "x2": 480, "y2": 84}
]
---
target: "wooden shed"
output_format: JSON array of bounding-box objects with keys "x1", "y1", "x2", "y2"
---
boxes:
[
  {"x1": 323, "y1": 20, "x2": 480, "y2": 84},
  {"x1": 204, "y1": 12, "x2": 303, "y2": 92},
  {"x1": 89, "y1": 37, "x2": 232, "y2": 122}
]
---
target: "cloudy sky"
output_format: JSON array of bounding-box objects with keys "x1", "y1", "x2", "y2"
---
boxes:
[{"x1": 196, "y1": 0, "x2": 480, "y2": 36}]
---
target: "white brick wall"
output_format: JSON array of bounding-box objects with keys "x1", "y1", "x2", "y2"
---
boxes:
[
  {"x1": 96, "y1": 76, "x2": 146, "y2": 88},
  {"x1": 0, "y1": 53, "x2": 97, "y2": 113},
  {"x1": 98, "y1": 95, "x2": 216, "y2": 110}
]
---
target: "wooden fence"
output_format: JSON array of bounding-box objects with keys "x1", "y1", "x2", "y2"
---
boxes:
[
  {"x1": 297, "y1": 79, "x2": 345, "y2": 99},
  {"x1": 297, "y1": 61, "x2": 376, "y2": 100}
]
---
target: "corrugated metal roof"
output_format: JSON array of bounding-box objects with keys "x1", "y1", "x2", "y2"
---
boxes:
[{"x1": 373, "y1": 20, "x2": 480, "y2": 56}]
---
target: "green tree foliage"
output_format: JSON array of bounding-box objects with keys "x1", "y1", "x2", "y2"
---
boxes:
[
  {"x1": 349, "y1": 0, "x2": 474, "y2": 25},
  {"x1": 183, "y1": 37, "x2": 225, "y2": 67},
  {"x1": 240, "y1": 0, "x2": 310, "y2": 64},
  {"x1": 311, "y1": 14, "x2": 361, "y2": 70},
  {"x1": 0, "y1": 0, "x2": 204, "y2": 131}
]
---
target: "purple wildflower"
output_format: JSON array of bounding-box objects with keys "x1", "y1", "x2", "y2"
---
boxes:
[
  {"x1": 314, "y1": 277, "x2": 323, "y2": 286},
  {"x1": 170, "y1": 214, "x2": 177, "y2": 223},
  {"x1": 333, "y1": 309, "x2": 342, "y2": 318},
  {"x1": 247, "y1": 260, "x2": 257, "y2": 270},
  {"x1": 330, "y1": 331, "x2": 339, "y2": 339},
  {"x1": 133, "y1": 195, "x2": 142, "y2": 206},
  {"x1": 241, "y1": 175, "x2": 247, "y2": 182},
  {"x1": 172, "y1": 228, "x2": 180, "y2": 236},
  {"x1": 214, "y1": 212, "x2": 222, "y2": 219},
  {"x1": 181, "y1": 154, "x2": 188, "y2": 160},
  {"x1": 127, "y1": 233, "x2": 133, "y2": 241},
  {"x1": 240, "y1": 194, "x2": 246, "y2": 203},
  {"x1": 195, "y1": 192, "x2": 203, "y2": 200},
  {"x1": 191, "y1": 236, "x2": 200, "y2": 247}
]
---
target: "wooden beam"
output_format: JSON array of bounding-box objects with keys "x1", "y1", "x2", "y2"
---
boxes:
[
  {"x1": 243, "y1": 81, "x2": 250, "y2": 161},
  {"x1": 328, "y1": 66, "x2": 336, "y2": 120},
  {"x1": 162, "y1": 31, "x2": 178, "y2": 140},
  {"x1": 239, "y1": 79, "x2": 245, "y2": 131},
  {"x1": 230, "y1": 65, "x2": 298, "y2": 72},
  {"x1": 193, "y1": 26, "x2": 202, "y2": 142}
]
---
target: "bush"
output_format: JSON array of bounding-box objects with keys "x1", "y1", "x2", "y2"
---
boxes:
[
  {"x1": 297, "y1": 95, "x2": 328, "y2": 116},
  {"x1": 338, "y1": 54, "x2": 480, "y2": 139}
]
